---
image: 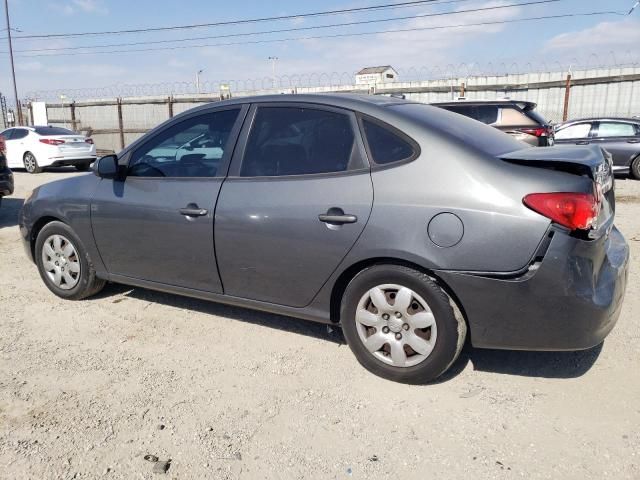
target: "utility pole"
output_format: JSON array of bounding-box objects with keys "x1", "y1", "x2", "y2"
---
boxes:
[
  {"x1": 268, "y1": 56, "x2": 278, "y2": 85},
  {"x1": 195, "y1": 69, "x2": 204, "y2": 94},
  {"x1": 4, "y1": 0, "x2": 22, "y2": 125}
]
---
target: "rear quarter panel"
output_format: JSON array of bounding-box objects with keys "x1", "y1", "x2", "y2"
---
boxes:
[{"x1": 339, "y1": 107, "x2": 595, "y2": 273}]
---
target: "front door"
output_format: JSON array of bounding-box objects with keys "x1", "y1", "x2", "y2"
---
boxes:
[
  {"x1": 91, "y1": 106, "x2": 246, "y2": 292},
  {"x1": 215, "y1": 104, "x2": 373, "y2": 307}
]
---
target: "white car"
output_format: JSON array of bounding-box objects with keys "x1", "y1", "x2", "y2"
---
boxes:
[{"x1": 0, "y1": 126, "x2": 97, "y2": 174}]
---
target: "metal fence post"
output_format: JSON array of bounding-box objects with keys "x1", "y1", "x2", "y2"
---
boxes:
[
  {"x1": 460, "y1": 82, "x2": 466, "y2": 98},
  {"x1": 562, "y1": 73, "x2": 572, "y2": 122},
  {"x1": 28, "y1": 102, "x2": 33, "y2": 125},
  {"x1": 167, "y1": 95, "x2": 173, "y2": 118},
  {"x1": 117, "y1": 98, "x2": 125, "y2": 150},
  {"x1": 70, "y1": 101, "x2": 77, "y2": 131}
]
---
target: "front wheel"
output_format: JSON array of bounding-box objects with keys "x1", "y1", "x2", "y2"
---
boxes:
[
  {"x1": 35, "y1": 221, "x2": 106, "y2": 300},
  {"x1": 341, "y1": 265, "x2": 466, "y2": 384},
  {"x1": 75, "y1": 163, "x2": 91, "y2": 172},
  {"x1": 23, "y1": 152, "x2": 42, "y2": 174}
]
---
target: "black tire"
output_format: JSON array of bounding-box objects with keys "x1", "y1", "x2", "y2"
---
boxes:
[
  {"x1": 75, "y1": 163, "x2": 91, "y2": 172},
  {"x1": 23, "y1": 152, "x2": 42, "y2": 174},
  {"x1": 340, "y1": 264, "x2": 466, "y2": 384},
  {"x1": 631, "y1": 156, "x2": 640, "y2": 180},
  {"x1": 35, "y1": 221, "x2": 106, "y2": 300}
]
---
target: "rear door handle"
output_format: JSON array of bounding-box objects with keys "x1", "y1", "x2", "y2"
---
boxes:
[
  {"x1": 318, "y1": 214, "x2": 357, "y2": 224},
  {"x1": 575, "y1": 141, "x2": 590, "y2": 145},
  {"x1": 627, "y1": 139, "x2": 640, "y2": 144},
  {"x1": 318, "y1": 208, "x2": 357, "y2": 225},
  {"x1": 180, "y1": 203, "x2": 208, "y2": 217}
]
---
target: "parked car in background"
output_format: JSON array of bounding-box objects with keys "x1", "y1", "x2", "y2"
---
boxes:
[
  {"x1": 432, "y1": 99, "x2": 554, "y2": 146},
  {"x1": 0, "y1": 126, "x2": 96, "y2": 174},
  {"x1": 0, "y1": 135, "x2": 14, "y2": 207},
  {"x1": 19, "y1": 94, "x2": 628, "y2": 384},
  {"x1": 554, "y1": 118, "x2": 640, "y2": 178}
]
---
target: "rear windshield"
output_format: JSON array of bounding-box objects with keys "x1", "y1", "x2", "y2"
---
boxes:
[
  {"x1": 391, "y1": 103, "x2": 526, "y2": 156},
  {"x1": 34, "y1": 126, "x2": 76, "y2": 136},
  {"x1": 523, "y1": 108, "x2": 548, "y2": 125}
]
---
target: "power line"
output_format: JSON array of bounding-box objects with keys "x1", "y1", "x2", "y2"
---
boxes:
[
  {"x1": 14, "y1": 11, "x2": 623, "y2": 58},
  {"x1": 12, "y1": 0, "x2": 473, "y2": 39},
  {"x1": 12, "y1": 0, "x2": 562, "y2": 54}
]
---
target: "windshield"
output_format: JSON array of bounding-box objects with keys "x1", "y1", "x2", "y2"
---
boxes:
[
  {"x1": 34, "y1": 126, "x2": 77, "y2": 136},
  {"x1": 391, "y1": 103, "x2": 526, "y2": 156}
]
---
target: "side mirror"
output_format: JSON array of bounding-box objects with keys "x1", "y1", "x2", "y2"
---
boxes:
[{"x1": 93, "y1": 154, "x2": 119, "y2": 179}]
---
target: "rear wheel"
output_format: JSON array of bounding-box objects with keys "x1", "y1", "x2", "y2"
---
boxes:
[
  {"x1": 23, "y1": 152, "x2": 42, "y2": 174},
  {"x1": 35, "y1": 221, "x2": 106, "y2": 300},
  {"x1": 631, "y1": 156, "x2": 640, "y2": 180},
  {"x1": 340, "y1": 264, "x2": 466, "y2": 384}
]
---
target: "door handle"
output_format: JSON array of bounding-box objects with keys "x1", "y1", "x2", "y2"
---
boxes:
[
  {"x1": 627, "y1": 139, "x2": 640, "y2": 144},
  {"x1": 575, "y1": 141, "x2": 590, "y2": 145},
  {"x1": 318, "y1": 208, "x2": 357, "y2": 225},
  {"x1": 179, "y1": 203, "x2": 208, "y2": 217}
]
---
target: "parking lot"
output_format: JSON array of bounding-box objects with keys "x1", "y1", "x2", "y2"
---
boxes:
[{"x1": 0, "y1": 169, "x2": 638, "y2": 479}]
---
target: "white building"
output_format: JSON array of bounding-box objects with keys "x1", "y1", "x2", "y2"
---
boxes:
[{"x1": 355, "y1": 66, "x2": 399, "y2": 86}]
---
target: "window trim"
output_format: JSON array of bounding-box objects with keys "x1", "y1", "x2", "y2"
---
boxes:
[
  {"x1": 123, "y1": 104, "x2": 249, "y2": 180},
  {"x1": 356, "y1": 113, "x2": 420, "y2": 170},
  {"x1": 228, "y1": 102, "x2": 370, "y2": 179}
]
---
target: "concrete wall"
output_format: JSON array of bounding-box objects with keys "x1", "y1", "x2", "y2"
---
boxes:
[{"x1": 34, "y1": 66, "x2": 640, "y2": 153}]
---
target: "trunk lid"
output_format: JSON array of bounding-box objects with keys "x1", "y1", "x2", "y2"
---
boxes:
[{"x1": 501, "y1": 145, "x2": 615, "y2": 237}]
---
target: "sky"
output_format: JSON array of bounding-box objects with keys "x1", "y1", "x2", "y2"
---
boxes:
[{"x1": 0, "y1": 0, "x2": 639, "y2": 101}]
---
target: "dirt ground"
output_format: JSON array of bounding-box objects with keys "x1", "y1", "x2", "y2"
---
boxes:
[{"x1": 0, "y1": 169, "x2": 638, "y2": 480}]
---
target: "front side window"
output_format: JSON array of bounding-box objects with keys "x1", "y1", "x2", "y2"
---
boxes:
[
  {"x1": 128, "y1": 108, "x2": 241, "y2": 178},
  {"x1": 362, "y1": 119, "x2": 416, "y2": 165},
  {"x1": 1, "y1": 129, "x2": 14, "y2": 140},
  {"x1": 241, "y1": 106, "x2": 360, "y2": 177},
  {"x1": 555, "y1": 123, "x2": 592, "y2": 140},
  {"x1": 596, "y1": 122, "x2": 637, "y2": 138}
]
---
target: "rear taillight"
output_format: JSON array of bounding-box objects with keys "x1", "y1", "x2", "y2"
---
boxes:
[
  {"x1": 523, "y1": 192, "x2": 599, "y2": 231},
  {"x1": 39, "y1": 138, "x2": 65, "y2": 146},
  {"x1": 519, "y1": 127, "x2": 549, "y2": 137},
  {"x1": 85, "y1": 138, "x2": 94, "y2": 144},
  {"x1": 0, "y1": 135, "x2": 5, "y2": 154}
]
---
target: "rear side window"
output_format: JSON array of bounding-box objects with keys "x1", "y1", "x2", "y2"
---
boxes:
[
  {"x1": 241, "y1": 106, "x2": 360, "y2": 177},
  {"x1": 34, "y1": 126, "x2": 76, "y2": 136},
  {"x1": 555, "y1": 123, "x2": 592, "y2": 140},
  {"x1": 362, "y1": 119, "x2": 416, "y2": 165},
  {"x1": 596, "y1": 122, "x2": 637, "y2": 138}
]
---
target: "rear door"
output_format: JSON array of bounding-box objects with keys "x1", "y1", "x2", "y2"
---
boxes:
[
  {"x1": 590, "y1": 121, "x2": 640, "y2": 168},
  {"x1": 215, "y1": 103, "x2": 373, "y2": 307},
  {"x1": 91, "y1": 106, "x2": 247, "y2": 292}
]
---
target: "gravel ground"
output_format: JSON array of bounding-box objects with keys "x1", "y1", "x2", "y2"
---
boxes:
[{"x1": 1, "y1": 169, "x2": 639, "y2": 480}]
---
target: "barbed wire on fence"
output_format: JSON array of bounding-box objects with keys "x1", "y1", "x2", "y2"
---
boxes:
[{"x1": 21, "y1": 52, "x2": 640, "y2": 103}]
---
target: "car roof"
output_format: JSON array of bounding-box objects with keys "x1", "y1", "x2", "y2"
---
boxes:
[
  {"x1": 186, "y1": 93, "x2": 417, "y2": 113},
  {"x1": 558, "y1": 117, "x2": 640, "y2": 127}
]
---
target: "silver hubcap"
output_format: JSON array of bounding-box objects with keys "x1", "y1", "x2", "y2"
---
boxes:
[
  {"x1": 355, "y1": 284, "x2": 437, "y2": 368},
  {"x1": 41, "y1": 234, "x2": 81, "y2": 290},
  {"x1": 24, "y1": 154, "x2": 36, "y2": 172}
]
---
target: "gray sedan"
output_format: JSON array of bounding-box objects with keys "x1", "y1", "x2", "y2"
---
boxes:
[{"x1": 19, "y1": 94, "x2": 629, "y2": 384}]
